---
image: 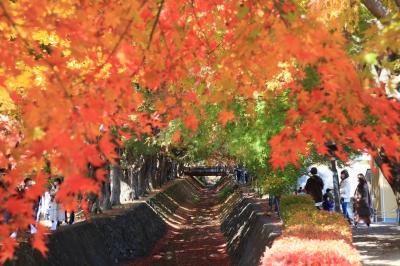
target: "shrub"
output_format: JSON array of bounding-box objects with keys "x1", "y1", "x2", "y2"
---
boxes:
[
  {"x1": 283, "y1": 224, "x2": 352, "y2": 244},
  {"x1": 260, "y1": 195, "x2": 361, "y2": 265},
  {"x1": 280, "y1": 194, "x2": 315, "y2": 224},
  {"x1": 287, "y1": 210, "x2": 349, "y2": 228},
  {"x1": 280, "y1": 194, "x2": 315, "y2": 208},
  {"x1": 285, "y1": 211, "x2": 352, "y2": 242},
  {"x1": 260, "y1": 237, "x2": 361, "y2": 266},
  {"x1": 218, "y1": 184, "x2": 237, "y2": 202}
]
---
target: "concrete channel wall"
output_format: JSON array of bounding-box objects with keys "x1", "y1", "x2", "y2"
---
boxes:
[
  {"x1": 6, "y1": 178, "x2": 199, "y2": 266},
  {"x1": 220, "y1": 192, "x2": 281, "y2": 266},
  {"x1": 6, "y1": 203, "x2": 167, "y2": 266},
  {"x1": 7, "y1": 178, "x2": 280, "y2": 266}
]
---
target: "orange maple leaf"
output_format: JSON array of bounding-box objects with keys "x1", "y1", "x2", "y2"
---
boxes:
[
  {"x1": 218, "y1": 111, "x2": 235, "y2": 126},
  {"x1": 165, "y1": 96, "x2": 177, "y2": 107},
  {"x1": 0, "y1": 237, "x2": 17, "y2": 264},
  {"x1": 31, "y1": 224, "x2": 49, "y2": 256},
  {"x1": 99, "y1": 135, "x2": 117, "y2": 162},
  {"x1": 184, "y1": 114, "x2": 198, "y2": 131},
  {"x1": 172, "y1": 130, "x2": 181, "y2": 143}
]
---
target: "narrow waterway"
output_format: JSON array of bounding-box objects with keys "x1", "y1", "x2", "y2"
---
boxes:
[{"x1": 123, "y1": 187, "x2": 232, "y2": 266}]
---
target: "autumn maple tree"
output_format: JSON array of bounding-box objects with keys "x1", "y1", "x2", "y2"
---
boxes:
[{"x1": 0, "y1": 0, "x2": 399, "y2": 261}]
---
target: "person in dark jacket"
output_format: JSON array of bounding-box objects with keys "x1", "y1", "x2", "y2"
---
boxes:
[
  {"x1": 304, "y1": 167, "x2": 324, "y2": 209},
  {"x1": 353, "y1": 173, "x2": 372, "y2": 227},
  {"x1": 322, "y1": 188, "x2": 335, "y2": 212}
]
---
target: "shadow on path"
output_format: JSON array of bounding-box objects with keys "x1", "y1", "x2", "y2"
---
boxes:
[
  {"x1": 353, "y1": 223, "x2": 400, "y2": 266},
  {"x1": 122, "y1": 187, "x2": 232, "y2": 266}
]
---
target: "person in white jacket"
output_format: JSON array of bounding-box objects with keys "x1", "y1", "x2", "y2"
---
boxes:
[
  {"x1": 48, "y1": 178, "x2": 65, "y2": 230},
  {"x1": 339, "y1": 170, "x2": 352, "y2": 222}
]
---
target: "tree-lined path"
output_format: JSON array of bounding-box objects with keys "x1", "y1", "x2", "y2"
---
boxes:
[
  {"x1": 124, "y1": 184, "x2": 232, "y2": 266},
  {"x1": 1, "y1": 0, "x2": 400, "y2": 264}
]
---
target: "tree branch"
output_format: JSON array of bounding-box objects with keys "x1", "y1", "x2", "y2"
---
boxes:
[
  {"x1": 96, "y1": 8, "x2": 135, "y2": 75},
  {"x1": 70, "y1": 1, "x2": 149, "y2": 90},
  {"x1": 395, "y1": 0, "x2": 400, "y2": 9},
  {"x1": 362, "y1": 0, "x2": 389, "y2": 18},
  {"x1": 98, "y1": 0, "x2": 149, "y2": 70},
  {"x1": 147, "y1": 0, "x2": 165, "y2": 50},
  {"x1": 0, "y1": 1, "x2": 70, "y2": 97}
]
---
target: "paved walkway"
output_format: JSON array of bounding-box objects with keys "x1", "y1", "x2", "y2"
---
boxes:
[{"x1": 353, "y1": 223, "x2": 400, "y2": 266}]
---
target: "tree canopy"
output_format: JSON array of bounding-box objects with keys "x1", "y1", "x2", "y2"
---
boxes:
[{"x1": 0, "y1": 0, "x2": 399, "y2": 260}]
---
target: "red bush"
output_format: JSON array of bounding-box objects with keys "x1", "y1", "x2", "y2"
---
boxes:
[
  {"x1": 261, "y1": 204, "x2": 361, "y2": 265},
  {"x1": 260, "y1": 237, "x2": 361, "y2": 266}
]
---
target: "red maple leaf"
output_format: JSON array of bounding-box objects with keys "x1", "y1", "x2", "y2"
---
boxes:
[
  {"x1": 218, "y1": 111, "x2": 235, "y2": 126},
  {"x1": 31, "y1": 224, "x2": 49, "y2": 256}
]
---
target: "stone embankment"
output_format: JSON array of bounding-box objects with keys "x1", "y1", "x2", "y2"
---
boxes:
[
  {"x1": 220, "y1": 191, "x2": 281, "y2": 266},
  {"x1": 7, "y1": 203, "x2": 166, "y2": 266}
]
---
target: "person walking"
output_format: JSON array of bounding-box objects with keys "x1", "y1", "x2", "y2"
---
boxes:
[
  {"x1": 339, "y1": 170, "x2": 352, "y2": 223},
  {"x1": 234, "y1": 164, "x2": 244, "y2": 184},
  {"x1": 353, "y1": 173, "x2": 372, "y2": 227},
  {"x1": 304, "y1": 167, "x2": 324, "y2": 209},
  {"x1": 65, "y1": 210, "x2": 75, "y2": 225}
]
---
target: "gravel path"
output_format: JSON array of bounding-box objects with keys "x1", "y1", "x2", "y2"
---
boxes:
[{"x1": 353, "y1": 223, "x2": 400, "y2": 266}]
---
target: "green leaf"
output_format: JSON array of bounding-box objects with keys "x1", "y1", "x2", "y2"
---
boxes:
[
  {"x1": 237, "y1": 6, "x2": 249, "y2": 19},
  {"x1": 301, "y1": 65, "x2": 321, "y2": 92},
  {"x1": 33, "y1": 127, "x2": 45, "y2": 140},
  {"x1": 364, "y1": 53, "x2": 378, "y2": 65}
]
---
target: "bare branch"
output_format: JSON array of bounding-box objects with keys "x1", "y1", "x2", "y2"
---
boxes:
[
  {"x1": 147, "y1": 0, "x2": 165, "y2": 50},
  {"x1": 362, "y1": 0, "x2": 389, "y2": 18}
]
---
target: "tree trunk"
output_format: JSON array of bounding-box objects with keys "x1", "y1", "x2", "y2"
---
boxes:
[
  {"x1": 148, "y1": 155, "x2": 157, "y2": 191},
  {"x1": 151, "y1": 155, "x2": 159, "y2": 188},
  {"x1": 374, "y1": 153, "x2": 400, "y2": 221},
  {"x1": 360, "y1": 0, "x2": 398, "y2": 222},
  {"x1": 110, "y1": 163, "x2": 122, "y2": 206},
  {"x1": 131, "y1": 156, "x2": 144, "y2": 199},
  {"x1": 362, "y1": 0, "x2": 389, "y2": 18},
  {"x1": 165, "y1": 157, "x2": 170, "y2": 184},
  {"x1": 101, "y1": 180, "x2": 112, "y2": 210},
  {"x1": 330, "y1": 159, "x2": 341, "y2": 212},
  {"x1": 157, "y1": 154, "x2": 166, "y2": 188},
  {"x1": 164, "y1": 159, "x2": 171, "y2": 182},
  {"x1": 130, "y1": 167, "x2": 139, "y2": 200},
  {"x1": 138, "y1": 156, "x2": 149, "y2": 197},
  {"x1": 140, "y1": 155, "x2": 153, "y2": 196},
  {"x1": 171, "y1": 160, "x2": 177, "y2": 179}
]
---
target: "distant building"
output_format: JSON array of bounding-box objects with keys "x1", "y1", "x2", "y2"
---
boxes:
[{"x1": 367, "y1": 167, "x2": 398, "y2": 223}]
